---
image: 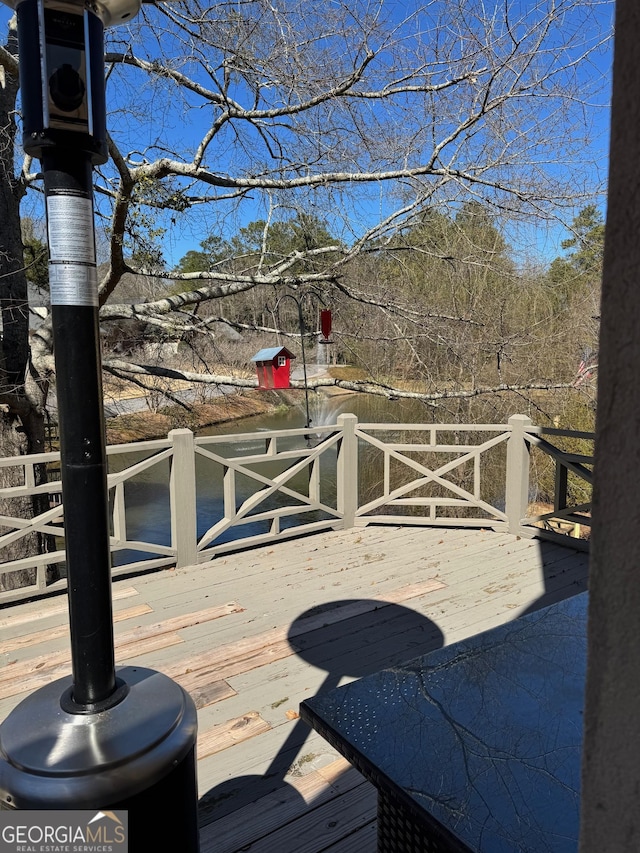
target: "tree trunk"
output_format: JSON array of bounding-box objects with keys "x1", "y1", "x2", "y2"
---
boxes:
[{"x1": 0, "y1": 21, "x2": 55, "y2": 591}]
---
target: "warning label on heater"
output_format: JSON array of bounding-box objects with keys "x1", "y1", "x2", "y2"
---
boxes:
[
  {"x1": 46, "y1": 196, "x2": 96, "y2": 264},
  {"x1": 49, "y1": 263, "x2": 98, "y2": 307}
]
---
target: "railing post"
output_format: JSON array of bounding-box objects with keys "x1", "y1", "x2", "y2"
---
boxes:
[
  {"x1": 169, "y1": 429, "x2": 198, "y2": 568},
  {"x1": 337, "y1": 413, "x2": 358, "y2": 528},
  {"x1": 505, "y1": 414, "x2": 532, "y2": 535}
]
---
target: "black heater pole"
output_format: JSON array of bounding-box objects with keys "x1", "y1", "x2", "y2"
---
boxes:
[
  {"x1": 42, "y1": 149, "x2": 117, "y2": 709},
  {"x1": 0, "y1": 1, "x2": 199, "y2": 847}
]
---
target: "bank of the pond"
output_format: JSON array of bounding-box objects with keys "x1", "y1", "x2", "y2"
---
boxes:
[
  {"x1": 105, "y1": 391, "x2": 284, "y2": 444},
  {"x1": 103, "y1": 362, "x2": 365, "y2": 444}
]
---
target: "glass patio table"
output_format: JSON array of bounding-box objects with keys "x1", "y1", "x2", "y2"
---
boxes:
[{"x1": 301, "y1": 592, "x2": 587, "y2": 852}]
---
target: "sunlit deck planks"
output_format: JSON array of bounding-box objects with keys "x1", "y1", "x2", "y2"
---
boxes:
[{"x1": 0, "y1": 525, "x2": 589, "y2": 852}]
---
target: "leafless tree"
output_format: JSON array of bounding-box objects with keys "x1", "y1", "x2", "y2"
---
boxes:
[{"x1": 93, "y1": 0, "x2": 609, "y2": 392}]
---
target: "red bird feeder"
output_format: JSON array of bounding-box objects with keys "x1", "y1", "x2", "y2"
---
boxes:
[{"x1": 319, "y1": 309, "x2": 332, "y2": 343}]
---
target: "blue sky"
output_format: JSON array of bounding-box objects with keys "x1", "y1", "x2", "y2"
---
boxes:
[{"x1": 1, "y1": 0, "x2": 615, "y2": 270}]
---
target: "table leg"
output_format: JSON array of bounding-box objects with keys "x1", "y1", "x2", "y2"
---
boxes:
[{"x1": 377, "y1": 789, "x2": 471, "y2": 853}]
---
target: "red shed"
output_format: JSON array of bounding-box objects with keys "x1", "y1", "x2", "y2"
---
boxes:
[{"x1": 251, "y1": 346, "x2": 296, "y2": 390}]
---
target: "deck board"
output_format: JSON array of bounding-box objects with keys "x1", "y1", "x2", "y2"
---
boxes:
[{"x1": 0, "y1": 525, "x2": 589, "y2": 852}]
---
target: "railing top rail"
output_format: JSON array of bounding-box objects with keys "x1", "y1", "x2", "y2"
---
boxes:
[
  {"x1": 0, "y1": 419, "x2": 597, "y2": 468},
  {"x1": 0, "y1": 437, "x2": 175, "y2": 469},
  {"x1": 527, "y1": 425, "x2": 595, "y2": 440},
  {"x1": 0, "y1": 451, "x2": 61, "y2": 467},
  {"x1": 106, "y1": 438, "x2": 172, "y2": 455},
  {"x1": 358, "y1": 422, "x2": 511, "y2": 432},
  {"x1": 194, "y1": 424, "x2": 338, "y2": 445}
]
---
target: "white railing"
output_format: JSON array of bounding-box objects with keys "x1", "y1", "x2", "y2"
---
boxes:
[
  {"x1": 354, "y1": 421, "x2": 512, "y2": 526},
  {"x1": 0, "y1": 413, "x2": 593, "y2": 602}
]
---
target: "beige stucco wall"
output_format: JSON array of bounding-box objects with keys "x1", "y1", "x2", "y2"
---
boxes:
[{"x1": 580, "y1": 4, "x2": 640, "y2": 850}]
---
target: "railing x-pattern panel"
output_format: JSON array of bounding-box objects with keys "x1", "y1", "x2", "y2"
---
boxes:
[
  {"x1": 0, "y1": 438, "x2": 178, "y2": 601},
  {"x1": 0, "y1": 448, "x2": 67, "y2": 593},
  {"x1": 193, "y1": 424, "x2": 344, "y2": 557},
  {"x1": 354, "y1": 423, "x2": 511, "y2": 527}
]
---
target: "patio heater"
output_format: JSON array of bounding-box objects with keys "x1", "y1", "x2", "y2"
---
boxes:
[{"x1": 0, "y1": 0, "x2": 198, "y2": 847}]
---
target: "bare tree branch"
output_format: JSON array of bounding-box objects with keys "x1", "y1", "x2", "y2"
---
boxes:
[{"x1": 102, "y1": 356, "x2": 577, "y2": 405}]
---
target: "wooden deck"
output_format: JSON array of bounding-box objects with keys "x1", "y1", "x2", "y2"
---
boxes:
[{"x1": 0, "y1": 525, "x2": 589, "y2": 851}]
